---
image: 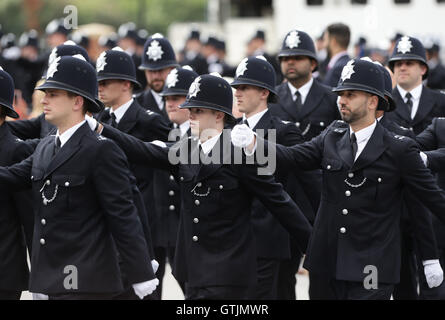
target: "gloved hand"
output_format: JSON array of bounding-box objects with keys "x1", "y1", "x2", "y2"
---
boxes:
[
  {"x1": 231, "y1": 124, "x2": 255, "y2": 149},
  {"x1": 132, "y1": 278, "x2": 159, "y2": 300},
  {"x1": 151, "y1": 259, "x2": 159, "y2": 274},
  {"x1": 85, "y1": 114, "x2": 98, "y2": 131},
  {"x1": 32, "y1": 292, "x2": 49, "y2": 300},
  {"x1": 423, "y1": 260, "x2": 444, "y2": 288}
]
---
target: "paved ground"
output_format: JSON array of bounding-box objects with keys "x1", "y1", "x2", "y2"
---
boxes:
[{"x1": 21, "y1": 263, "x2": 310, "y2": 300}]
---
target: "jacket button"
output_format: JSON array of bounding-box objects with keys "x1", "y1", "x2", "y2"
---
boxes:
[
  {"x1": 193, "y1": 218, "x2": 199, "y2": 224},
  {"x1": 41, "y1": 219, "x2": 46, "y2": 225},
  {"x1": 327, "y1": 165, "x2": 331, "y2": 170},
  {"x1": 192, "y1": 236, "x2": 198, "y2": 242},
  {"x1": 320, "y1": 122, "x2": 325, "y2": 127},
  {"x1": 342, "y1": 209, "x2": 348, "y2": 215},
  {"x1": 378, "y1": 178, "x2": 382, "y2": 183},
  {"x1": 219, "y1": 185, "x2": 223, "y2": 190},
  {"x1": 169, "y1": 175, "x2": 174, "y2": 181},
  {"x1": 348, "y1": 172, "x2": 354, "y2": 178},
  {"x1": 65, "y1": 182, "x2": 70, "y2": 187},
  {"x1": 46, "y1": 180, "x2": 51, "y2": 186},
  {"x1": 169, "y1": 190, "x2": 175, "y2": 196},
  {"x1": 169, "y1": 205, "x2": 175, "y2": 211},
  {"x1": 31, "y1": 176, "x2": 34, "y2": 180},
  {"x1": 296, "y1": 122, "x2": 300, "y2": 127},
  {"x1": 180, "y1": 177, "x2": 184, "y2": 181},
  {"x1": 340, "y1": 227, "x2": 346, "y2": 234},
  {"x1": 195, "y1": 200, "x2": 200, "y2": 206},
  {"x1": 345, "y1": 190, "x2": 351, "y2": 197},
  {"x1": 40, "y1": 238, "x2": 46, "y2": 245},
  {"x1": 197, "y1": 182, "x2": 202, "y2": 187}
]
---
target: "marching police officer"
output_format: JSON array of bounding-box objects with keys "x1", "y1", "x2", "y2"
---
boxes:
[
  {"x1": 0, "y1": 55, "x2": 158, "y2": 299},
  {"x1": 386, "y1": 36, "x2": 445, "y2": 135},
  {"x1": 0, "y1": 67, "x2": 35, "y2": 300},
  {"x1": 233, "y1": 58, "x2": 445, "y2": 299},
  {"x1": 89, "y1": 73, "x2": 312, "y2": 300},
  {"x1": 426, "y1": 42, "x2": 445, "y2": 91},
  {"x1": 180, "y1": 30, "x2": 207, "y2": 76},
  {"x1": 45, "y1": 18, "x2": 70, "y2": 49},
  {"x1": 135, "y1": 34, "x2": 179, "y2": 120},
  {"x1": 7, "y1": 41, "x2": 90, "y2": 140},
  {"x1": 230, "y1": 56, "x2": 317, "y2": 299},
  {"x1": 151, "y1": 66, "x2": 198, "y2": 298}
]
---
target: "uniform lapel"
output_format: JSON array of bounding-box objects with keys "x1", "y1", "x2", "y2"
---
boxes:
[
  {"x1": 336, "y1": 129, "x2": 354, "y2": 168},
  {"x1": 117, "y1": 101, "x2": 139, "y2": 133},
  {"x1": 44, "y1": 123, "x2": 88, "y2": 179},
  {"x1": 278, "y1": 84, "x2": 298, "y2": 121},
  {"x1": 351, "y1": 122, "x2": 388, "y2": 172},
  {"x1": 392, "y1": 88, "x2": 412, "y2": 123},
  {"x1": 297, "y1": 80, "x2": 324, "y2": 120},
  {"x1": 195, "y1": 132, "x2": 230, "y2": 182},
  {"x1": 412, "y1": 86, "x2": 434, "y2": 126}
]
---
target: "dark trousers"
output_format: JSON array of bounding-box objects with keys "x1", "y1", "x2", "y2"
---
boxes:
[
  {"x1": 0, "y1": 291, "x2": 21, "y2": 300},
  {"x1": 309, "y1": 273, "x2": 336, "y2": 300},
  {"x1": 248, "y1": 258, "x2": 280, "y2": 299},
  {"x1": 185, "y1": 285, "x2": 249, "y2": 300},
  {"x1": 393, "y1": 232, "x2": 418, "y2": 300},
  {"x1": 331, "y1": 280, "x2": 394, "y2": 300},
  {"x1": 276, "y1": 246, "x2": 303, "y2": 300},
  {"x1": 49, "y1": 293, "x2": 115, "y2": 300},
  {"x1": 152, "y1": 246, "x2": 184, "y2": 300}
]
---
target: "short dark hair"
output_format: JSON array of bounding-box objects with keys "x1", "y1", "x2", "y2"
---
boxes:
[
  {"x1": 0, "y1": 107, "x2": 6, "y2": 119},
  {"x1": 66, "y1": 91, "x2": 91, "y2": 114},
  {"x1": 223, "y1": 114, "x2": 237, "y2": 128},
  {"x1": 327, "y1": 23, "x2": 350, "y2": 49}
]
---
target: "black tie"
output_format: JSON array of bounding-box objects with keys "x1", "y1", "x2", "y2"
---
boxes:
[
  {"x1": 110, "y1": 113, "x2": 118, "y2": 128},
  {"x1": 405, "y1": 92, "x2": 413, "y2": 118},
  {"x1": 243, "y1": 118, "x2": 250, "y2": 127},
  {"x1": 295, "y1": 91, "x2": 302, "y2": 115},
  {"x1": 350, "y1": 132, "x2": 358, "y2": 163},
  {"x1": 54, "y1": 137, "x2": 61, "y2": 156}
]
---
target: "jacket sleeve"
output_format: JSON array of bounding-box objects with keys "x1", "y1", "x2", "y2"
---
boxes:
[
  {"x1": 7, "y1": 115, "x2": 43, "y2": 140},
  {"x1": 416, "y1": 119, "x2": 438, "y2": 151},
  {"x1": 93, "y1": 139, "x2": 155, "y2": 284},
  {"x1": 0, "y1": 155, "x2": 33, "y2": 192}
]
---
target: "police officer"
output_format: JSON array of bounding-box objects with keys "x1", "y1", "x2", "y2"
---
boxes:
[
  {"x1": 151, "y1": 66, "x2": 198, "y2": 298},
  {"x1": 135, "y1": 34, "x2": 179, "y2": 120},
  {"x1": 89, "y1": 73, "x2": 312, "y2": 300},
  {"x1": 7, "y1": 41, "x2": 90, "y2": 140},
  {"x1": 233, "y1": 58, "x2": 445, "y2": 299},
  {"x1": 0, "y1": 67, "x2": 35, "y2": 300},
  {"x1": 180, "y1": 30, "x2": 207, "y2": 76},
  {"x1": 0, "y1": 55, "x2": 158, "y2": 299},
  {"x1": 386, "y1": 36, "x2": 445, "y2": 135},
  {"x1": 231, "y1": 56, "x2": 315, "y2": 299},
  {"x1": 270, "y1": 29, "x2": 340, "y2": 141},
  {"x1": 425, "y1": 42, "x2": 445, "y2": 91},
  {"x1": 45, "y1": 18, "x2": 70, "y2": 49}
]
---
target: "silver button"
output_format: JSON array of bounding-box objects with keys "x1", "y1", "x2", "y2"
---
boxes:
[
  {"x1": 169, "y1": 175, "x2": 174, "y2": 181},
  {"x1": 197, "y1": 182, "x2": 202, "y2": 187},
  {"x1": 342, "y1": 209, "x2": 348, "y2": 215},
  {"x1": 320, "y1": 122, "x2": 325, "y2": 127},
  {"x1": 345, "y1": 190, "x2": 351, "y2": 197},
  {"x1": 327, "y1": 165, "x2": 331, "y2": 170},
  {"x1": 219, "y1": 185, "x2": 223, "y2": 190},
  {"x1": 348, "y1": 172, "x2": 354, "y2": 178},
  {"x1": 46, "y1": 180, "x2": 51, "y2": 186},
  {"x1": 31, "y1": 176, "x2": 34, "y2": 180},
  {"x1": 192, "y1": 236, "x2": 198, "y2": 242},
  {"x1": 195, "y1": 200, "x2": 200, "y2": 206},
  {"x1": 65, "y1": 181, "x2": 70, "y2": 187},
  {"x1": 169, "y1": 190, "x2": 175, "y2": 196},
  {"x1": 180, "y1": 177, "x2": 184, "y2": 181},
  {"x1": 40, "y1": 238, "x2": 46, "y2": 245},
  {"x1": 296, "y1": 122, "x2": 300, "y2": 127},
  {"x1": 340, "y1": 227, "x2": 346, "y2": 234},
  {"x1": 41, "y1": 219, "x2": 46, "y2": 225},
  {"x1": 193, "y1": 218, "x2": 199, "y2": 224},
  {"x1": 378, "y1": 178, "x2": 382, "y2": 183},
  {"x1": 169, "y1": 205, "x2": 175, "y2": 211}
]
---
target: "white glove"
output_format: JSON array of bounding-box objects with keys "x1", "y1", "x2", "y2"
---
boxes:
[
  {"x1": 151, "y1": 259, "x2": 159, "y2": 274},
  {"x1": 32, "y1": 293, "x2": 49, "y2": 300},
  {"x1": 231, "y1": 124, "x2": 255, "y2": 148},
  {"x1": 85, "y1": 114, "x2": 98, "y2": 131},
  {"x1": 423, "y1": 260, "x2": 444, "y2": 288},
  {"x1": 150, "y1": 140, "x2": 167, "y2": 148},
  {"x1": 420, "y1": 152, "x2": 428, "y2": 167},
  {"x1": 132, "y1": 278, "x2": 159, "y2": 299}
]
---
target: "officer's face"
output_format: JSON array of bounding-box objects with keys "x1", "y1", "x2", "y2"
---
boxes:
[
  {"x1": 98, "y1": 79, "x2": 129, "y2": 106},
  {"x1": 234, "y1": 84, "x2": 267, "y2": 115},
  {"x1": 41, "y1": 89, "x2": 78, "y2": 125},
  {"x1": 338, "y1": 90, "x2": 376, "y2": 124},
  {"x1": 189, "y1": 108, "x2": 221, "y2": 139},
  {"x1": 145, "y1": 67, "x2": 174, "y2": 92},
  {"x1": 165, "y1": 95, "x2": 189, "y2": 125},
  {"x1": 393, "y1": 60, "x2": 427, "y2": 88},
  {"x1": 280, "y1": 56, "x2": 314, "y2": 81}
]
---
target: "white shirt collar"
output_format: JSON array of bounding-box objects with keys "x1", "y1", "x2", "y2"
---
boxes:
[
  {"x1": 151, "y1": 90, "x2": 164, "y2": 110},
  {"x1": 287, "y1": 77, "x2": 314, "y2": 104},
  {"x1": 243, "y1": 109, "x2": 268, "y2": 129},
  {"x1": 56, "y1": 120, "x2": 86, "y2": 148},
  {"x1": 328, "y1": 51, "x2": 349, "y2": 69},
  {"x1": 110, "y1": 98, "x2": 133, "y2": 124},
  {"x1": 179, "y1": 121, "x2": 190, "y2": 137},
  {"x1": 396, "y1": 83, "x2": 423, "y2": 102},
  {"x1": 199, "y1": 132, "x2": 222, "y2": 155}
]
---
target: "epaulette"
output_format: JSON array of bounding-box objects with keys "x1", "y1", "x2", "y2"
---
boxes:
[
  {"x1": 398, "y1": 125, "x2": 410, "y2": 131},
  {"x1": 146, "y1": 110, "x2": 155, "y2": 116},
  {"x1": 439, "y1": 90, "x2": 445, "y2": 95},
  {"x1": 281, "y1": 120, "x2": 291, "y2": 125},
  {"x1": 97, "y1": 135, "x2": 107, "y2": 141},
  {"x1": 393, "y1": 135, "x2": 405, "y2": 140},
  {"x1": 15, "y1": 138, "x2": 23, "y2": 143}
]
